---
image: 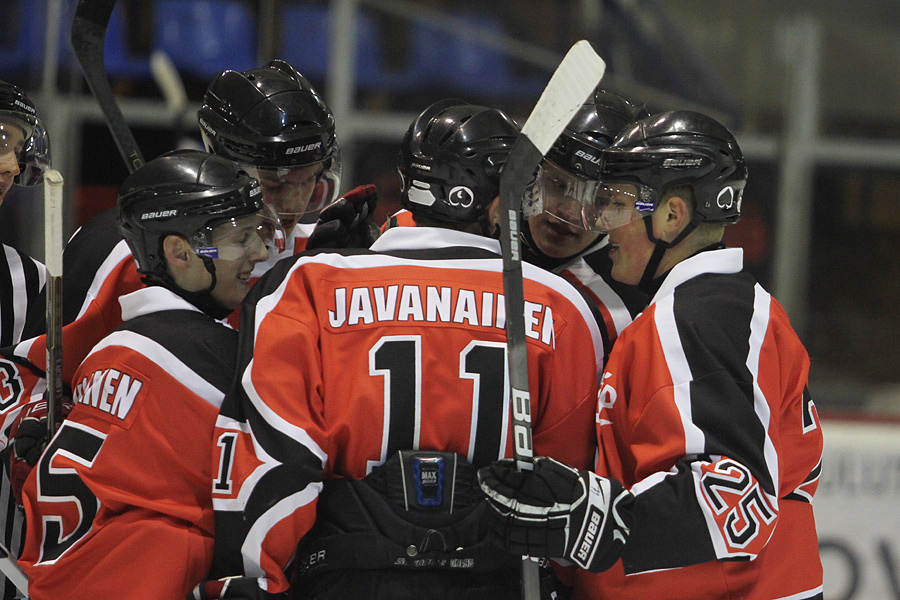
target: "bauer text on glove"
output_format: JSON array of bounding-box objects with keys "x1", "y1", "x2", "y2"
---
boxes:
[{"x1": 477, "y1": 456, "x2": 634, "y2": 572}]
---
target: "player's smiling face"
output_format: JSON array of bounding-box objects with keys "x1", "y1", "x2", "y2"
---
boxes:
[{"x1": 208, "y1": 219, "x2": 271, "y2": 311}]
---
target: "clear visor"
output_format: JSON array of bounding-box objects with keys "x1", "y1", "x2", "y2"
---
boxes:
[
  {"x1": 15, "y1": 119, "x2": 51, "y2": 186},
  {"x1": 191, "y1": 203, "x2": 285, "y2": 261},
  {"x1": 525, "y1": 160, "x2": 600, "y2": 230},
  {"x1": 586, "y1": 182, "x2": 657, "y2": 232},
  {"x1": 241, "y1": 146, "x2": 342, "y2": 226}
]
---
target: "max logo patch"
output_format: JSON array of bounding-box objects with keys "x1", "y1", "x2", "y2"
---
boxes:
[{"x1": 412, "y1": 456, "x2": 445, "y2": 507}]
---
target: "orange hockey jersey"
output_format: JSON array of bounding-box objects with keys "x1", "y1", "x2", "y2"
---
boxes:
[
  {"x1": 19, "y1": 287, "x2": 238, "y2": 600},
  {"x1": 211, "y1": 226, "x2": 605, "y2": 592},
  {"x1": 578, "y1": 248, "x2": 823, "y2": 600}
]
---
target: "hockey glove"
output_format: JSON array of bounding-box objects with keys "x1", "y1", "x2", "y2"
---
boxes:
[
  {"x1": 6, "y1": 397, "x2": 73, "y2": 507},
  {"x1": 306, "y1": 184, "x2": 380, "y2": 250},
  {"x1": 188, "y1": 577, "x2": 287, "y2": 600},
  {"x1": 478, "y1": 457, "x2": 634, "y2": 573}
]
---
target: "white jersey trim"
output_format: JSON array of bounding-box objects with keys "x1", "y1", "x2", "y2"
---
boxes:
[
  {"x1": 89, "y1": 330, "x2": 223, "y2": 409},
  {"x1": 76, "y1": 240, "x2": 134, "y2": 321},
  {"x1": 748, "y1": 283, "x2": 781, "y2": 499},
  {"x1": 650, "y1": 247, "x2": 743, "y2": 306}
]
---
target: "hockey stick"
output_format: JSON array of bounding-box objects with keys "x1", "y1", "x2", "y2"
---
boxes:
[
  {"x1": 497, "y1": 40, "x2": 606, "y2": 600},
  {"x1": 44, "y1": 168, "x2": 65, "y2": 439},
  {"x1": 71, "y1": 0, "x2": 145, "y2": 173}
]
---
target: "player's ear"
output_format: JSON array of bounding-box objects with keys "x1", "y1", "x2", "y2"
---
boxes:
[
  {"x1": 656, "y1": 195, "x2": 690, "y2": 243},
  {"x1": 162, "y1": 235, "x2": 194, "y2": 269}
]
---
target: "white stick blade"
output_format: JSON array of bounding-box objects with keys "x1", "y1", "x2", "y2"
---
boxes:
[
  {"x1": 150, "y1": 50, "x2": 188, "y2": 114},
  {"x1": 520, "y1": 40, "x2": 606, "y2": 154},
  {"x1": 44, "y1": 168, "x2": 65, "y2": 277}
]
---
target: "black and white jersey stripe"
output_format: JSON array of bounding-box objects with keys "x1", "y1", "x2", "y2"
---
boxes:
[{"x1": 0, "y1": 244, "x2": 45, "y2": 348}]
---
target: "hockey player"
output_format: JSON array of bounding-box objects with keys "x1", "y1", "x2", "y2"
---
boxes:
[
  {"x1": 0, "y1": 78, "x2": 50, "y2": 600},
  {"x1": 198, "y1": 59, "x2": 342, "y2": 261},
  {"x1": 520, "y1": 89, "x2": 648, "y2": 357},
  {"x1": 198, "y1": 100, "x2": 605, "y2": 599},
  {"x1": 478, "y1": 111, "x2": 824, "y2": 600},
  {"x1": 17, "y1": 150, "x2": 281, "y2": 600}
]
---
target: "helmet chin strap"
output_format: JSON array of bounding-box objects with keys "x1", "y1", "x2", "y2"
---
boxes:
[
  {"x1": 146, "y1": 257, "x2": 233, "y2": 320},
  {"x1": 638, "y1": 213, "x2": 702, "y2": 293}
]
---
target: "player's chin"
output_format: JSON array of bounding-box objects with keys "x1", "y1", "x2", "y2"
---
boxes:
[{"x1": 216, "y1": 285, "x2": 249, "y2": 313}]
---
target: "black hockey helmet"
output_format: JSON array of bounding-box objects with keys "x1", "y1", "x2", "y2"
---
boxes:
[
  {"x1": 117, "y1": 149, "x2": 280, "y2": 278},
  {"x1": 597, "y1": 110, "x2": 747, "y2": 230},
  {"x1": 546, "y1": 89, "x2": 648, "y2": 180},
  {"x1": 198, "y1": 59, "x2": 341, "y2": 215},
  {"x1": 398, "y1": 99, "x2": 519, "y2": 224},
  {"x1": 0, "y1": 79, "x2": 51, "y2": 186},
  {"x1": 198, "y1": 59, "x2": 338, "y2": 168},
  {"x1": 524, "y1": 89, "x2": 647, "y2": 229}
]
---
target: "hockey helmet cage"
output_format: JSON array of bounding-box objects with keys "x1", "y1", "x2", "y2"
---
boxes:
[
  {"x1": 599, "y1": 110, "x2": 747, "y2": 226},
  {"x1": 198, "y1": 59, "x2": 339, "y2": 170},
  {"x1": 0, "y1": 79, "x2": 51, "y2": 186},
  {"x1": 117, "y1": 150, "x2": 278, "y2": 276},
  {"x1": 398, "y1": 99, "x2": 519, "y2": 223}
]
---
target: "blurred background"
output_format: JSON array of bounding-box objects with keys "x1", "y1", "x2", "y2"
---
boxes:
[{"x1": 2, "y1": 2, "x2": 900, "y2": 596}]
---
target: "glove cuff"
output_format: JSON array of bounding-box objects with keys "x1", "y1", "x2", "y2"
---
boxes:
[{"x1": 568, "y1": 472, "x2": 632, "y2": 571}]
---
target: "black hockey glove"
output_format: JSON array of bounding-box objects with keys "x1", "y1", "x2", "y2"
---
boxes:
[
  {"x1": 478, "y1": 457, "x2": 634, "y2": 573},
  {"x1": 188, "y1": 577, "x2": 287, "y2": 600},
  {"x1": 5, "y1": 396, "x2": 73, "y2": 507},
  {"x1": 306, "y1": 184, "x2": 380, "y2": 250}
]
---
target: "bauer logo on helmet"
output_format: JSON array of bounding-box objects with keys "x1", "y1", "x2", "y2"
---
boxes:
[
  {"x1": 140, "y1": 209, "x2": 179, "y2": 220},
  {"x1": 285, "y1": 141, "x2": 322, "y2": 155}
]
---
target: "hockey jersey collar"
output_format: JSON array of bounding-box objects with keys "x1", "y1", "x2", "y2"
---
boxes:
[
  {"x1": 119, "y1": 286, "x2": 207, "y2": 321},
  {"x1": 650, "y1": 247, "x2": 744, "y2": 306},
  {"x1": 370, "y1": 226, "x2": 502, "y2": 255}
]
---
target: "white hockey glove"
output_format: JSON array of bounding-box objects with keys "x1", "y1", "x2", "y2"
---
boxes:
[
  {"x1": 187, "y1": 577, "x2": 286, "y2": 600},
  {"x1": 306, "y1": 184, "x2": 380, "y2": 250},
  {"x1": 478, "y1": 457, "x2": 634, "y2": 573}
]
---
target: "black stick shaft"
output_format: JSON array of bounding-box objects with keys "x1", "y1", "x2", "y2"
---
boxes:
[{"x1": 72, "y1": 0, "x2": 144, "y2": 173}]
